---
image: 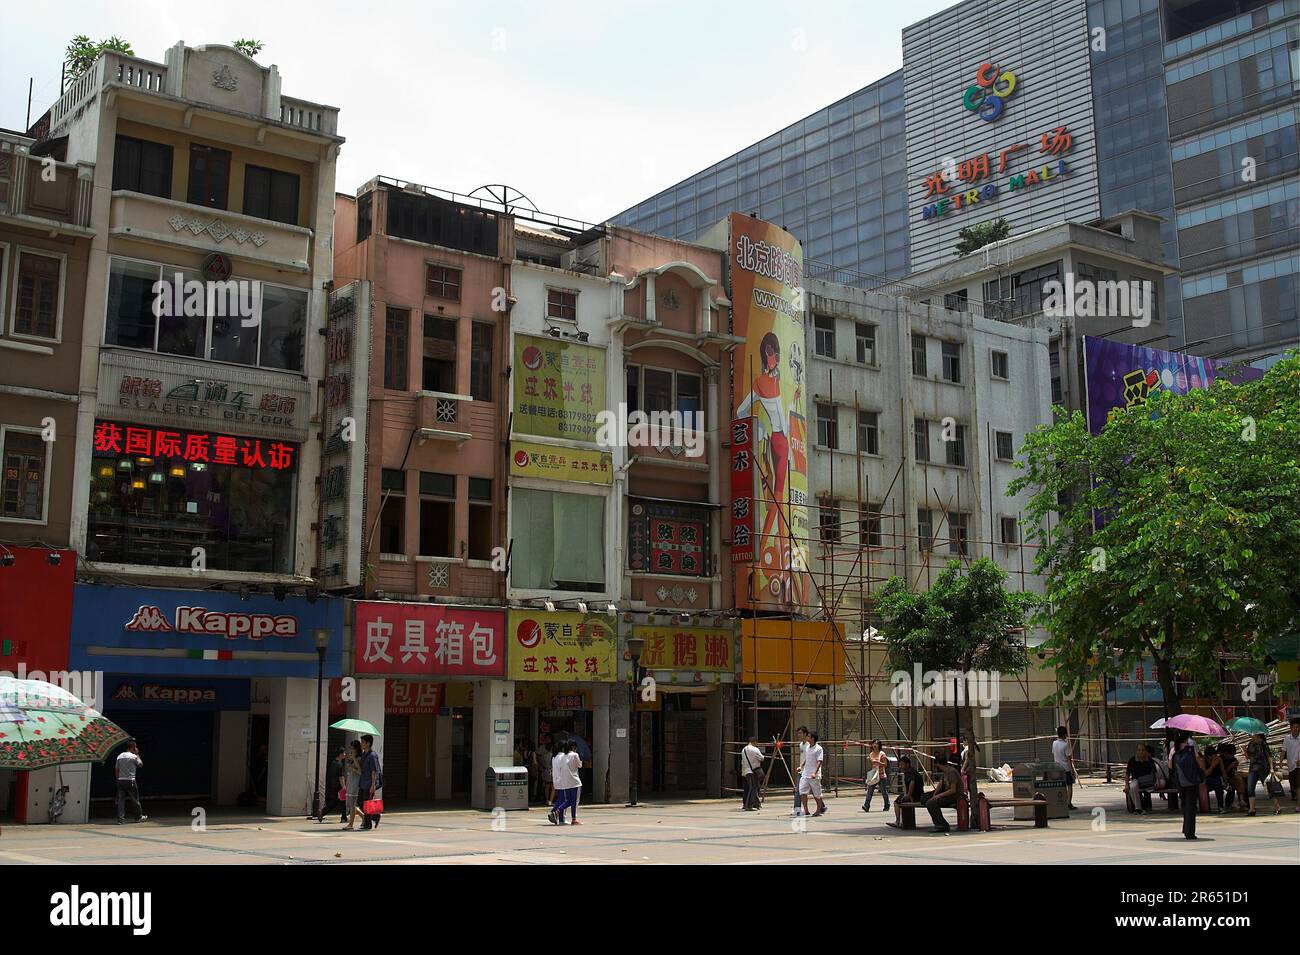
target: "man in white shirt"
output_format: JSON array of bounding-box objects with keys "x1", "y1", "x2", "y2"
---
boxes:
[
  {"x1": 1052, "y1": 726, "x2": 1078, "y2": 811},
  {"x1": 114, "y1": 740, "x2": 147, "y2": 824},
  {"x1": 1283, "y1": 717, "x2": 1300, "y2": 813},
  {"x1": 741, "y1": 738, "x2": 765, "y2": 811},
  {"x1": 799, "y1": 731, "x2": 828, "y2": 817},
  {"x1": 791, "y1": 726, "x2": 809, "y2": 816}
]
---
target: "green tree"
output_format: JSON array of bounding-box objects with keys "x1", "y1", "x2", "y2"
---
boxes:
[
  {"x1": 64, "y1": 35, "x2": 133, "y2": 81},
  {"x1": 1009, "y1": 354, "x2": 1300, "y2": 714},
  {"x1": 232, "y1": 39, "x2": 264, "y2": 58},
  {"x1": 878, "y1": 558, "x2": 1037, "y2": 731},
  {"x1": 954, "y1": 218, "x2": 1011, "y2": 256}
]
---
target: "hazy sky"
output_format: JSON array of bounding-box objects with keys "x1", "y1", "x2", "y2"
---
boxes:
[{"x1": 0, "y1": 1, "x2": 954, "y2": 223}]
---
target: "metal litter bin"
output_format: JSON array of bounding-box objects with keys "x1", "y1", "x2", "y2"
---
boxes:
[
  {"x1": 1012, "y1": 762, "x2": 1070, "y2": 819},
  {"x1": 485, "y1": 766, "x2": 530, "y2": 811}
]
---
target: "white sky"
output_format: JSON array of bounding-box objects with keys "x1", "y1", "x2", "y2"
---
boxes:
[{"x1": 0, "y1": 0, "x2": 955, "y2": 223}]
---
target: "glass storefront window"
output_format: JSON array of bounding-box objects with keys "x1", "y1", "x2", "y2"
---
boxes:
[
  {"x1": 87, "y1": 419, "x2": 296, "y2": 574},
  {"x1": 104, "y1": 257, "x2": 307, "y2": 372}
]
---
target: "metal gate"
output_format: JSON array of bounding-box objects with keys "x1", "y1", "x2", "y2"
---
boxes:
[{"x1": 383, "y1": 714, "x2": 409, "y2": 801}]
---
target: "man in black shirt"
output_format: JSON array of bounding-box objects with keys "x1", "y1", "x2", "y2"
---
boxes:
[
  {"x1": 1124, "y1": 743, "x2": 1158, "y2": 813},
  {"x1": 925, "y1": 751, "x2": 963, "y2": 833},
  {"x1": 898, "y1": 755, "x2": 924, "y2": 803}
]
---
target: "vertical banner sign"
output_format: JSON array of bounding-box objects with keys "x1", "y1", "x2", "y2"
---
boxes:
[
  {"x1": 727, "y1": 213, "x2": 813, "y2": 610},
  {"x1": 729, "y1": 415, "x2": 755, "y2": 564},
  {"x1": 318, "y1": 281, "x2": 371, "y2": 588},
  {"x1": 513, "y1": 334, "x2": 606, "y2": 442}
]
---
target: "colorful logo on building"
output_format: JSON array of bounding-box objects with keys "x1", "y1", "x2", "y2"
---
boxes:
[{"x1": 962, "y1": 63, "x2": 1017, "y2": 122}]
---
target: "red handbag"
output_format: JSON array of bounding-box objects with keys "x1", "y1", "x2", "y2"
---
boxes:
[
  {"x1": 338, "y1": 788, "x2": 347, "y2": 802},
  {"x1": 363, "y1": 798, "x2": 384, "y2": 815}
]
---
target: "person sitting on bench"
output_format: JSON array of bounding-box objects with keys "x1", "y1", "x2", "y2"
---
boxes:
[
  {"x1": 925, "y1": 751, "x2": 962, "y2": 833},
  {"x1": 1124, "y1": 743, "x2": 1159, "y2": 813},
  {"x1": 898, "y1": 755, "x2": 924, "y2": 804}
]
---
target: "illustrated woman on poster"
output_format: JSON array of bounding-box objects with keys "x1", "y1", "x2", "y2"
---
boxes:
[{"x1": 736, "y1": 331, "x2": 805, "y2": 604}]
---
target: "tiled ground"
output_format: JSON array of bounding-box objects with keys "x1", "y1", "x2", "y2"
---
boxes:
[{"x1": 2, "y1": 782, "x2": 1297, "y2": 865}]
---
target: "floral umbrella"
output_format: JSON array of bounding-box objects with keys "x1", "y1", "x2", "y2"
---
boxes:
[{"x1": 0, "y1": 677, "x2": 129, "y2": 769}]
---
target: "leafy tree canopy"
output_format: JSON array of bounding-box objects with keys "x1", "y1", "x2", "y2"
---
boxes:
[
  {"x1": 954, "y1": 218, "x2": 1011, "y2": 256},
  {"x1": 64, "y1": 35, "x2": 133, "y2": 80}
]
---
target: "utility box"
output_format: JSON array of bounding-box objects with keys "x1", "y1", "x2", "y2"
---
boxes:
[
  {"x1": 1012, "y1": 762, "x2": 1070, "y2": 819},
  {"x1": 484, "y1": 766, "x2": 529, "y2": 811}
]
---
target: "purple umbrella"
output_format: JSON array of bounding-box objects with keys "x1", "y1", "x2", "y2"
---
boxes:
[{"x1": 1164, "y1": 713, "x2": 1225, "y2": 736}]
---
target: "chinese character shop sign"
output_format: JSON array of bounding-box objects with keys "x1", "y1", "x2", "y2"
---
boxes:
[
  {"x1": 354, "y1": 603, "x2": 505, "y2": 678},
  {"x1": 633, "y1": 626, "x2": 734, "y2": 673},
  {"x1": 507, "y1": 611, "x2": 616, "y2": 683},
  {"x1": 513, "y1": 334, "x2": 607, "y2": 442},
  {"x1": 92, "y1": 420, "x2": 295, "y2": 471},
  {"x1": 918, "y1": 125, "x2": 1075, "y2": 223}
]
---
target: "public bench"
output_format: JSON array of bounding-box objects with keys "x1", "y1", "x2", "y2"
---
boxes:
[
  {"x1": 889, "y1": 793, "x2": 969, "y2": 831},
  {"x1": 975, "y1": 792, "x2": 1048, "y2": 831}
]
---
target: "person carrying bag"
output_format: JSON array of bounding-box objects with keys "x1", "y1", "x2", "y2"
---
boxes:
[{"x1": 358, "y1": 733, "x2": 384, "y2": 830}]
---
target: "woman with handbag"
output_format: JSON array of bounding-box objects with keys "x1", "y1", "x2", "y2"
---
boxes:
[
  {"x1": 861, "y1": 740, "x2": 890, "y2": 813},
  {"x1": 342, "y1": 740, "x2": 363, "y2": 830}
]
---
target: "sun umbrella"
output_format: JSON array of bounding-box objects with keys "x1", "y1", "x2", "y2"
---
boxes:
[
  {"x1": 1164, "y1": 713, "x2": 1225, "y2": 736},
  {"x1": 1227, "y1": 716, "x2": 1269, "y2": 735},
  {"x1": 0, "y1": 677, "x2": 129, "y2": 770},
  {"x1": 1149, "y1": 718, "x2": 1167, "y2": 729},
  {"x1": 330, "y1": 718, "x2": 380, "y2": 735}
]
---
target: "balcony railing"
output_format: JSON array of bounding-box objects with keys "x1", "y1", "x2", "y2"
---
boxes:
[{"x1": 0, "y1": 135, "x2": 93, "y2": 228}]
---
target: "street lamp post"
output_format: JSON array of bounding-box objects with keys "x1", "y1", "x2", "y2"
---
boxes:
[
  {"x1": 310, "y1": 628, "x2": 329, "y2": 823},
  {"x1": 626, "y1": 636, "x2": 645, "y2": 808}
]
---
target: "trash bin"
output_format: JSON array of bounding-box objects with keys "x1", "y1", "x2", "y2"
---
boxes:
[
  {"x1": 484, "y1": 766, "x2": 530, "y2": 811},
  {"x1": 1012, "y1": 762, "x2": 1070, "y2": 819}
]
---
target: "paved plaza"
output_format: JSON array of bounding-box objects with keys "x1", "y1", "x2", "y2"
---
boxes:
[{"x1": 2, "y1": 782, "x2": 1296, "y2": 865}]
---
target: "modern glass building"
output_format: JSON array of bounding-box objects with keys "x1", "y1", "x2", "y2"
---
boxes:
[{"x1": 612, "y1": 0, "x2": 1299, "y2": 364}]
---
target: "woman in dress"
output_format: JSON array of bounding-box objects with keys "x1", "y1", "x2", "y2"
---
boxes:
[{"x1": 342, "y1": 739, "x2": 363, "y2": 830}]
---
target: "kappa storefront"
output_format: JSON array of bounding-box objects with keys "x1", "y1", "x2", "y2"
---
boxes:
[{"x1": 69, "y1": 584, "x2": 343, "y2": 814}]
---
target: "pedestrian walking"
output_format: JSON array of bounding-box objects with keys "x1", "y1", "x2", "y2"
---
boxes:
[
  {"x1": 549, "y1": 739, "x2": 578, "y2": 825},
  {"x1": 1284, "y1": 717, "x2": 1300, "y2": 812},
  {"x1": 741, "y1": 737, "x2": 765, "y2": 811},
  {"x1": 861, "y1": 739, "x2": 890, "y2": 813},
  {"x1": 791, "y1": 726, "x2": 809, "y2": 816},
  {"x1": 1052, "y1": 726, "x2": 1078, "y2": 810},
  {"x1": 342, "y1": 740, "x2": 363, "y2": 830},
  {"x1": 1171, "y1": 731, "x2": 1207, "y2": 839},
  {"x1": 115, "y1": 740, "x2": 147, "y2": 824},
  {"x1": 799, "y1": 731, "x2": 828, "y2": 817},
  {"x1": 328, "y1": 747, "x2": 346, "y2": 822},
  {"x1": 566, "y1": 740, "x2": 583, "y2": 824},
  {"x1": 357, "y1": 734, "x2": 383, "y2": 830},
  {"x1": 537, "y1": 735, "x2": 554, "y2": 805}
]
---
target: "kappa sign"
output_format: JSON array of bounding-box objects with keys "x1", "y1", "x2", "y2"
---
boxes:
[{"x1": 124, "y1": 604, "x2": 299, "y2": 640}]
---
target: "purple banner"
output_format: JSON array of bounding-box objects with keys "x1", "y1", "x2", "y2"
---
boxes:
[{"x1": 1082, "y1": 336, "x2": 1260, "y2": 435}]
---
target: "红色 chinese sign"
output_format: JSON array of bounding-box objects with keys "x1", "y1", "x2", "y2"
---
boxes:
[
  {"x1": 507, "y1": 610, "x2": 616, "y2": 683},
  {"x1": 354, "y1": 603, "x2": 505, "y2": 678},
  {"x1": 917, "y1": 125, "x2": 1074, "y2": 223},
  {"x1": 510, "y1": 440, "x2": 612, "y2": 485},
  {"x1": 92, "y1": 420, "x2": 296, "y2": 472},
  {"x1": 633, "y1": 626, "x2": 733, "y2": 673},
  {"x1": 512, "y1": 334, "x2": 606, "y2": 442}
]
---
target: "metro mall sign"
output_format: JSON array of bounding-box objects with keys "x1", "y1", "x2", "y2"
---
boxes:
[{"x1": 125, "y1": 604, "x2": 299, "y2": 640}]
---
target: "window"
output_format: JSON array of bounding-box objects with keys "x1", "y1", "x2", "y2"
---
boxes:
[
  {"x1": 547, "y1": 288, "x2": 577, "y2": 322},
  {"x1": 917, "y1": 508, "x2": 934, "y2": 552},
  {"x1": 855, "y1": 323, "x2": 876, "y2": 365},
  {"x1": 468, "y1": 477, "x2": 492, "y2": 560},
  {"x1": 187, "y1": 144, "x2": 230, "y2": 210},
  {"x1": 470, "y1": 323, "x2": 494, "y2": 401},
  {"x1": 111, "y1": 135, "x2": 173, "y2": 198},
  {"x1": 356, "y1": 192, "x2": 372, "y2": 243},
  {"x1": 949, "y1": 512, "x2": 969, "y2": 556},
  {"x1": 419, "y1": 471, "x2": 454, "y2": 558},
  {"x1": 422, "y1": 315, "x2": 458, "y2": 393},
  {"x1": 87, "y1": 421, "x2": 297, "y2": 573},
  {"x1": 861, "y1": 503, "x2": 882, "y2": 548},
  {"x1": 1000, "y1": 516, "x2": 1019, "y2": 545},
  {"x1": 914, "y1": 418, "x2": 929, "y2": 462},
  {"x1": 911, "y1": 334, "x2": 927, "y2": 376},
  {"x1": 857, "y1": 410, "x2": 879, "y2": 455},
  {"x1": 991, "y1": 349, "x2": 1010, "y2": 380},
  {"x1": 626, "y1": 363, "x2": 640, "y2": 409},
  {"x1": 1049, "y1": 342, "x2": 1063, "y2": 405},
  {"x1": 384, "y1": 308, "x2": 409, "y2": 390},
  {"x1": 12, "y1": 250, "x2": 62, "y2": 339},
  {"x1": 379, "y1": 469, "x2": 405, "y2": 554},
  {"x1": 943, "y1": 289, "x2": 969, "y2": 313},
  {"x1": 103, "y1": 258, "x2": 306, "y2": 371},
  {"x1": 242, "y1": 165, "x2": 299, "y2": 225},
  {"x1": 818, "y1": 499, "x2": 841, "y2": 543},
  {"x1": 995, "y1": 430, "x2": 1015, "y2": 461},
  {"x1": 816, "y1": 403, "x2": 838, "y2": 449},
  {"x1": 814, "y1": 314, "x2": 836, "y2": 358},
  {"x1": 945, "y1": 424, "x2": 966, "y2": 467},
  {"x1": 384, "y1": 189, "x2": 499, "y2": 256},
  {"x1": 941, "y1": 341, "x2": 961, "y2": 383},
  {"x1": 511, "y1": 488, "x2": 605, "y2": 591},
  {"x1": 1, "y1": 428, "x2": 48, "y2": 522},
  {"x1": 426, "y1": 265, "x2": 462, "y2": 301},
  {"x1": 627, "y1": 366, "x2": 704, "y2": 426}
]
